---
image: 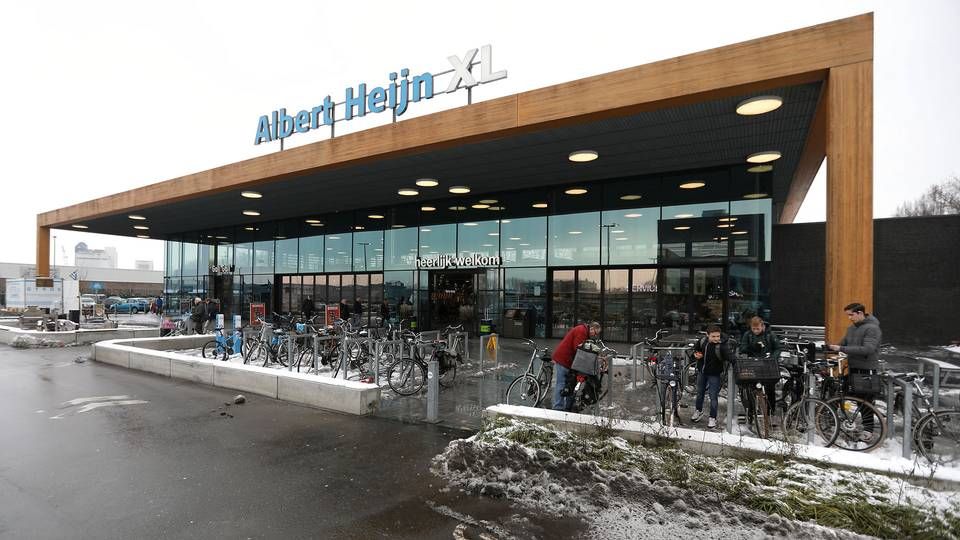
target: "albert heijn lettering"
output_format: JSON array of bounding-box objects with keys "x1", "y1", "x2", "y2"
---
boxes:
[{"x1": 254, "y1": 45, "x2": 506, "y2": 145}]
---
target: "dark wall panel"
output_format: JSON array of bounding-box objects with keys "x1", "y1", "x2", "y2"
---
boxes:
[{"x1": 772, "y1": 215, "x2": 960, "y2": 345}]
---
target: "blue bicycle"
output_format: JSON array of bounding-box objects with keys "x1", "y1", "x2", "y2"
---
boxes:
[{"x1": 202, "y1": 327, "x2": 244, "y2": 361}]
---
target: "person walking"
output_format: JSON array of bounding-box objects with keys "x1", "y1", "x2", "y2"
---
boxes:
[
  {"x1": 203, "y1": 298, "x2": 218, "y2": 333},
  {"x1": 691, "y1": 325, "x2": 734, "y2": 428},
  {"x1": 189, "y1": 297, "x2": 205, "y2": 335},
  {"x1": 339, "y1": 298, "x2": 350, "y2": 322},
  {"x1": 155, "y1": 296, "x2": 164, "y2": 317},
  {"x1": 380, "y1": 298, "x2": 390, "y2": 327},
  {"x1": 828, "y1": 302, "x2": 882, "y2": 437},
  {"x1": 301, "y1": 296, "x2": 314, "y2": 319},
  {"x1": 353, "y1": 298, "x2": 363, "y2": 327},
  {"x1": 551, "y1": 321, "x2": 602, "y2": 411}
]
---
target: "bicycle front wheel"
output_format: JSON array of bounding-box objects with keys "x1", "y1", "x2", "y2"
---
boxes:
[
  {"x1": 387, "y1": 358, "x2": 425, "y2": 396},
  {"x1": 915, "y1": 410, "x2": 960, "y2": 465},
  {"x1": 201, "y1": 340, "x2": 218, "y2": 360},
  {"x1": 754, "y1": 390, "x2": 771, "y2": 439},
  {"x1": 505, "y1": 375, "x2": 542, "y2": 407},
  {"x1": 438, "y1": 356, "x2": 457, "y2": 388},
  {"x1": 244, "y1": 343, "x2": 267, "y2": 365},
  {"x1": 827, "y1": 396, "x2": 886, "y2": 451},
  {"x1": 536, "y1": 365, "x2": 553, "y2": 406},
  {"x1": 780, "y1": 398, "x2": 840, "y2": 447}
]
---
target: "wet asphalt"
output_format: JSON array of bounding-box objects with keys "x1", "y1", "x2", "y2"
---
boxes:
[{"x1": 0, "y1": 344, "x2": 582, "y2": 540}]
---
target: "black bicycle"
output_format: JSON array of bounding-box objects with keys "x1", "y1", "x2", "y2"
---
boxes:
[{"x1": 385, "y1": 331, "x2": 459, "y2": 395}]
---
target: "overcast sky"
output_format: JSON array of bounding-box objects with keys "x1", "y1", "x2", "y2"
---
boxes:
[{"x1": 2, "y1": 0, "x2": 957, "y2": 269}]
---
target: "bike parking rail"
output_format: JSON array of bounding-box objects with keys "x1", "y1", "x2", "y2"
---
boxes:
[
  {"x1": 726, "y1": 365, "x2": 735, "y2": 434},
  {"x1": 912, "y1": 355, "x2": 958, "y2": 410},
  {"x1": 886, "y1": 374, "x2": 915, "y2": 459}
]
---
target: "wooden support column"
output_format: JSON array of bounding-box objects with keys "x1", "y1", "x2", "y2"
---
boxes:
[
  {"x1": 36, "y1": 221, "x2": 50, "y2": 278},
  {"x1": 825, "y1": 61, "x2": 873, "y2": 342}
]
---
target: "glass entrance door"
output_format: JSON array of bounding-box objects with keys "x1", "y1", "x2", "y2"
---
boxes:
[
  {"x1": 428, "y1": 270, "x2": 478, "y2": 332},
  {"x1": 659, "y1": 266, "x2": 726, "y2": 333}
]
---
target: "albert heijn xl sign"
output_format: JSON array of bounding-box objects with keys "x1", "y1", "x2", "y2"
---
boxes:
[{"x1": 254, "y1": 45, "x2": 507, "y2": 146}]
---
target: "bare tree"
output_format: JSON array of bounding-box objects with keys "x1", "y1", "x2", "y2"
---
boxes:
[{"x1": 895, "y1": 175, "x2": 960, "y2": 217}]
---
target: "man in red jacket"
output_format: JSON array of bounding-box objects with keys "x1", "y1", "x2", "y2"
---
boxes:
[{"x1": 552, "y1": 321, "x2": 602, "y2": 411}]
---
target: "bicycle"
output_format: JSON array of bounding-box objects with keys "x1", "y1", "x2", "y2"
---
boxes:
[
  {"x1": 818, "y1": 353, "x2": 887, "y2": 451},
  {"x1": 504, "y1": 338, "x2": 553, "y2": 407},
  {"x1": 734, "y1": 353, "x2": 780, "y2": 439},
  {"x1": 566, "y1": 340, "x2": 615, "y2": 414},
  {"x1": 385, "y1": 331, "x2": 458, "y2": 395},
  {"x1": 886, "y1": 370, "x2": 960, "y2": 465},
  {"x1": 201, "y1": 327, "x2": 244, "y2": 361},
  {"x1": 776, "y1": 359, "x2": 841, "y2": 447},
  {"x1": 243, "y1": 315, "x2": 297, "y2": 368}
]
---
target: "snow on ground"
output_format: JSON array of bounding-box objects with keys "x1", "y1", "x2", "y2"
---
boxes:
[
  {"x1": 432, "y1": 417, "x2": 960, "y2": 539},
  {"x1": 946, "y1": 346, "x2": 960, "y2": 355}
]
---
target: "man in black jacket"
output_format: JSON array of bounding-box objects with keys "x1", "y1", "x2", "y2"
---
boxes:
[
  {"x1": 691, "y1": 325, "x2": 734, "y2": 428},
  {"x1": 829, "y1": 302, "x2": 883, "y2": 437}
]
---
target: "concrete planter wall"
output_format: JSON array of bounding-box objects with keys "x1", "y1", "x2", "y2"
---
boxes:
[
  {"x1": 91, "y1": 337, "x2": 379, "y2": 416},
  {"x1": 0, "y1": 324, "x2": 159, "y2": 346}
]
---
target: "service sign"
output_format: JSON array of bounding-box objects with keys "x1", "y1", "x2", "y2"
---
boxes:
[{"x1": 254, "y1": 45, "x2": 506, "y2": 145}]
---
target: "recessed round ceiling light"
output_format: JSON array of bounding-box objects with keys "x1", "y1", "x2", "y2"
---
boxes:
[
  {"x1": 274, "y1": 236, "x2": 286, "y2": 240},
  {"x1": 743, "y1": 193, "x2": 769, "y2": 199},
  {"x1": 368, "y1": 214, "x2": 385, "y2": 219},
  {"x1": 392, "y1": 224, "x2": 404, "y2": 228},
  {"x1": 500, "y1": 220, "x2": 511, "y2": 224},
  {"x1": 568, "y1": 150, "x2": 598, "y2": 162},
  {"x1": 305, "y1": 219, "x2": 322, "y2": 224},
  {"x1": 133, "y1": 225, "x2": 149, "y2": 230},
  {"x1": 354, "y1": 226, "x2": 364, "y2": 230},
  {"x1": 482, "y1": 243, "x2": 493, "y2": 247},
  {"x1": 242, "y1": 210, "x2": 261, "y2": 216},
  {"x1": 472, "y1": 203, "x2": 490, "y2": 209},
  {"x1": 241, "y1": 191, "x2": 262, "y2": 199},
  {"x1": 568, "y1": 231, "x2": 582, "y2": 235},
  {"x1": 128, "y1": 214, "x2": 147, "y2": 221},
  {"x1": 71, "y1": 224, "x2": 88, "y2": 229},
  {"x1": 509, "y1": 237, "x2": 521, "y2": 241},
  {"x1": 487, "y1": 232, "x2": 499, "y2": 236},
  {"x1": 215, "y1": 236, "x2": 227, "y2": 240},
  {"x1": 674, "y1": 226, "x2": 691, "y2": 231},
  {"x1": 565, "y1": 188, "x2": 588, "y2": 195},
  {"x1": 421, "y1": 228, "x2": 431, "y2": 232},
  {"x1": 732, "y1": 230, "x2": 749, "y2": 235},
  {"x1": 746, "y1": 151, "x2": 781, "y2": 164},
  {"x1": 420, "y1": 206, "x2": 436, "y2": 212},
  {"x1": 619, "y1": 194, "x2": 642, "y2": 201},
  {"x1": 674, "y1": 213, "x2": 694, "y2": 219},
  {"x1": 478, "y1": 199, "x2": 498, "y2": 204},
  {"x1": 310, "y1": 223, "x2": 324, "y2": 227},
  {"x1": 415, "y1": 178, "x2": 439, "y2": 187},
  {"x1": 136, "y1": 235, "x2": 150, "y2": 239},
  {"x1": 487, "y1": 206, "x2": 502, "y2": 211},
  {"x1": 718, "y1": 217, "x2": 739, "y2": 222},
  {"x1": 747, "y1": 164, "x2": 774, "y2": 173},
  {"x1": 532, "y1": 202, "x2": 548, "y2": 209},
  {"x1": 398, "y1": 188, "x2": 419, "y2": 196},
  {"x1": 519, "y1": 243, "x2": 530, "y2": 246},
  {"x1": 679, "y1": 182, "x2": 706, "y2": 189},
  {"x1": 736, "y1": 95, "x2": 783, "y2": 116},
  {"x1": 624, "y1": 213, "x2": 642, "y2": 218},
  {"x1": 244, "y1": 226, "x2": 256, "y2": 231},
  {"x1": 449, "y1": 186, "x2": 471, "y2": 194},
  {"x1": 448, "y1": 206, "x2": 467, "y2": 211},
  {"x1": 717, "y1": 224, "x2": 733, "y2": 229},
  {"x1": 463, "y1": 223, "x2": 478, "y2": 227}
]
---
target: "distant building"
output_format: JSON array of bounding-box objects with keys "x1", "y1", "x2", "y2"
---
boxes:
[
  {"x1": 74, "y1": 242, "x2": 117, "y2": 269},
  {"x1": 0, "y1": 262, "x2": 162, "y2": 307},
  {"x1": 134, "y1": 260, "x2": 154, "y2": 271}
]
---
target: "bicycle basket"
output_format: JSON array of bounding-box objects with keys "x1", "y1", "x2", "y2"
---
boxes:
[
  {"x1": 655, "y1": 353, "x2": 676, "y2": 381},
  {"x1": 571, "y1": 346, "x2": 599, "y2": 376},
  {"x1": 847, "y1": 372, "x2": 881, "y2": 394},
  {"x1": 734, "y1": 358, "x2": 780, "y2": 383}
]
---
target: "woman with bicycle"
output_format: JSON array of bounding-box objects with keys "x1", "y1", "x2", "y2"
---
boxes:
[
  {"x1": 738, "y1": 317, "x2": 782, "y2": 425},
  {"x1": 551, "y1": 321, "x2": 601, "y2": 411},
  {"x1": 691, "y1": 325, "x2": 734, "y2": 428}
]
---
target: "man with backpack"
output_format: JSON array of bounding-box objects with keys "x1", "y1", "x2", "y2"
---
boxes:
[{"x1": 691, "y1": 325, "x2": 734, "y2": 428}]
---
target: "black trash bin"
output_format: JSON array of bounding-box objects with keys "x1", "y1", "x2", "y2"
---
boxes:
[{"x1": 68, "y1": 310, "x2": 80, "y2": 324}]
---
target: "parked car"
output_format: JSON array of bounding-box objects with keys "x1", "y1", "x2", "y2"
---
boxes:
[
  {"x1": 111, "y1": 299, "x2": 149, "y2": 314},
  {"x1": 103, "y1": 296, "x2": 124, "y2": 308}
]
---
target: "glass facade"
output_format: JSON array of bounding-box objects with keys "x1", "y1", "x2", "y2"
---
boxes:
[{"x1": 162, "y1": 164, "x2": 774, "y2": 339}]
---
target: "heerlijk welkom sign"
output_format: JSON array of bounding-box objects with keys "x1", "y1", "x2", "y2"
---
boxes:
[{"x1": 254, "y1": 45, "x2": 507, "y2": 145}]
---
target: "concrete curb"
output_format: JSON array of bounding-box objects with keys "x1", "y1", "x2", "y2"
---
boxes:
[
  {"x1": 91, "y1": 337, "x2": 379, "y2": 416},
  {"x1": 484, "y1": 404, "x2": 960, "y2": 490},
  {"x1": 0, "y1": 324, "x2": 159, "y2": 346}
]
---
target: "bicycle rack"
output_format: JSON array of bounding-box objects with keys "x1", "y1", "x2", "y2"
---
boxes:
[
  {"x1": 886, "y1": 374, "x2": 915, "y2": 459},
  {"x1": 427, "y1": 359, "x2": 439, "y2": 423},
  {"x1": 913, "y1": 355, "x2": 956, "y2": 410}
]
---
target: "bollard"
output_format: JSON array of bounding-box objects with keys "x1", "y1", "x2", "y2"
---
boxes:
[
  {"x1": 372, "y1": 339, "x2": 380, "y2": 386},
  {"x1": 902, "y1": 383, "x2": 913, "y2": 459},
  {"x1": 341, "y1": 337, "x2": 349, "y2": 380},
  {"x1": 427, "y1": 359, "x2": 439, "y2": 423},
  {"x1": 807, "y1": 371, "x2": 816, "y2": 445},
  {"x1": 287, "y1": 334, "x2": 293, "y2": 372},
  {"x1": 726, "y1": 366, "x2": 735, "y2": 434},
  {"x1": 312, "y1": 333, "x2": 318, "y2": 374},
  {"x1": 933, "y1": 364, "x2": 941, "y2": 410},
  {"x1": 886, "y1": 378, "x2": 896, "y2": 439}
]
